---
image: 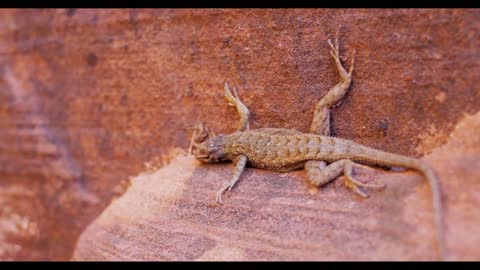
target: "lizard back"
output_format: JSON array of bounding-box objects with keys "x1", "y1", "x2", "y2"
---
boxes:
[{"x1": 222, "y1": 128, "x2": 421, "y2": 172}]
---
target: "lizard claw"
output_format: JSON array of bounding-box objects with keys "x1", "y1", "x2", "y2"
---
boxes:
[
  {"x1": 215, "y1": 195, "x2": 224, "y2": 204},
  {"x1": 350, "y1": 177, "x2": 386, "y2": 189},
  {"x1": 345, "y1": 180, "x2": 370, "y2": 198},
  {"x1": 215, "y1": 191, "x2": 224, "y2": 204},
  {"x1": 348, "y1": 49, "x2": 356, "y2": 75},
  {"x1": 344, "y1": 175, "x2": 385, "y2": 198},
  {"x1": 224, "y1": 82, "x2": 242, "y2": 106},
  {"x1": 224, "y1": 82, "x2": 237, "y2": 107},
  {"x1": 215, "y1": 183, "x2": 232, "y2": 204},
  {"x1": 328, "y1": 39, "x2": 339, "y2": 58},
  {"x1": 343, "y1": 161, "x2": 385, "y2": 198}
]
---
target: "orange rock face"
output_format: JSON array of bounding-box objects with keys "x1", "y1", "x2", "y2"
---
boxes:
[
  {"x1": 0, "y1": 9, "x2": 478, "y2": 260},
  {"x1": 72, "y1": 113, "x2": 480, "y2": 260}
]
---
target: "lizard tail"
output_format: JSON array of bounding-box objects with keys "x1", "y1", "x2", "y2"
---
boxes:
[
  {"x1": 363, "y1": 150, "x2": 448, "y2": 260},
  {"x1": 414, "y1": 162, "x2": 448, "y2": 261},
  {"x1": 335, "y1": 143, "x2": 448, "y2": 260}
]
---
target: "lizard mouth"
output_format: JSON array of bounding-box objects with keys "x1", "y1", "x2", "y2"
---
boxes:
[{"x1": 192, "y1": 148, "x2": 209, "y2": 159}]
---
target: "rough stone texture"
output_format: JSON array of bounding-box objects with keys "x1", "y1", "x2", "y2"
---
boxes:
[
  {"x1": 0, "y1": 9, "x2": 478, "y2": 260},
  {"x1": 72, "y1": 112, "x2": 480, "y2": 261}
]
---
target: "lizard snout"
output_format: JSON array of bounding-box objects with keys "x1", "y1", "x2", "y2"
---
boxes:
[{"x1": 191, "y1": 141, "x2": 211, "y2": 162}]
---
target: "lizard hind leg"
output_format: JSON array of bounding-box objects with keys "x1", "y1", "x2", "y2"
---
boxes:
[
  {"x1": 306, "y1": 159, "x2": 385, "y2": 197},
  {"x1": 309, "y1": 30, "x2": 356, "y2": 135}
]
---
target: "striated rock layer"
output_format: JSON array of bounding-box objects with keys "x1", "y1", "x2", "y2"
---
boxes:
[{"x1": 0, "y1": 9, "x2": 478, "y2": 260}]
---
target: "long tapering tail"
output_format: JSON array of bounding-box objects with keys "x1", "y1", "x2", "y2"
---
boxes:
[
  {"x1": 415, "y1": 162, "x2": 448, "y2": 260},
  {"x1": 329, "y1": 140, "x2": 448, "y2": 260}
]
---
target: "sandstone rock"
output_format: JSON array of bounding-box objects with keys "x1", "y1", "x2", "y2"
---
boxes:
[
  {"x1": 0, "y1": 9, "x2": 478, "y2": 260},
  {"x1": 73, "y1": 113, "x2": 480, "y2": 260}
]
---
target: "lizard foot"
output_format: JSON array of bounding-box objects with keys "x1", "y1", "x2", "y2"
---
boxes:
[
  {"x1": 327, "y1": 33, "x2": 341, "y2": 62},
  {"x1": 343, "y1": 160, "x2": 385, "y2": 197},
  {"x1": 343, "y1": 174, "x2": 386, "y2": 198},
  {"x1": 215, "y1": 182, "x2": 234, "y2": 204},
  {"x1": 327, "y1": 29, "x2": 356, "y2": 76},
  {"x1": 224, "y1": 82, "x2": 240, "y2": 107}
]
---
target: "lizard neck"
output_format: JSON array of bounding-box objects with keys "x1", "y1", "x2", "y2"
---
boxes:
[{"x1": 221, "y1": 131, "x2": 247, "y2": 160}]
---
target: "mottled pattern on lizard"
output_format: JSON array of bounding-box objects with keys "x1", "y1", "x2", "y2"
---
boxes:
[{"x1": 190, "y1": 31, "x2": 447, "y2": 260}]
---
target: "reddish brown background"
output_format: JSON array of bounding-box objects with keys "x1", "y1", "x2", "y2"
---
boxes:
[{"x1": 0, "y1": 9, "x2": 478, "y2": 260}]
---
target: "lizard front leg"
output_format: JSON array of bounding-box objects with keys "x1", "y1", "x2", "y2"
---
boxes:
[
  {"x1": 216, "y1": 155, "x2": 248, "y2": 204},
  {"x1": 224, "y1": 83, "x2": 251, "y2": 132}
]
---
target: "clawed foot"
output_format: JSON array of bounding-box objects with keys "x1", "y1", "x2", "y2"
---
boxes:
[
  {"x1": 224, "y1": 82, "x2": 240, "y2": 107},
  {"x1": 215, "y1": 182, "x2": 234, "y2": 204},
  {"x1": 327, "y1": 29, "x2": 356, "y2": 76},
  {"x1": 343, "y1": 174, "x2": 386, "y2": 198},
  {"x1": 327, "y1": 33, "x2": 341, "y2": 62}
]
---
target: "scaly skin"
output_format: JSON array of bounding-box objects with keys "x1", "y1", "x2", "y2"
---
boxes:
[
  {"x1": 190, "y1": 31, "x2": 446, "y2": 260},
  {"x1": 223, "y1": 129, "x2": 427, "y2": 171}
]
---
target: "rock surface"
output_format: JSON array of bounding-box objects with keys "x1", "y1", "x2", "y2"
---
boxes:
[
  {"x1": 0, "y1": 9, "x2": 478, "y2": 260},
  {"x1": 73, "y1": 112, "x2": 480, "y2": 260}
]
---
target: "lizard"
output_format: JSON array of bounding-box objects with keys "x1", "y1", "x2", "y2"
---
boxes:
[{"x1": 189, "y1": 31, "x2": 447, "y2": 260}]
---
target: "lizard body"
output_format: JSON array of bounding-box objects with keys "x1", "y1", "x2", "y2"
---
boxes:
[
  {"x1": 190, "y1": 31, "x2": 446, "y2": 260},
  {"x1": 221, "y1": 129, "x2": 427, "y2": 172}
]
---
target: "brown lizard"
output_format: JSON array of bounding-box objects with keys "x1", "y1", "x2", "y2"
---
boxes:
[{"x1": 190, "y1": 32, "x2": 447, "y2": 260}]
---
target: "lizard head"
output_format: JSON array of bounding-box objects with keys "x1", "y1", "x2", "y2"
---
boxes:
[{"x1": 189, "y1": 122, "x2": 226, "y2": 163}]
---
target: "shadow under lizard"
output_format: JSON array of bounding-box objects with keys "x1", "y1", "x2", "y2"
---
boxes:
[{"x1": 190, "y1": 31, "x2": 447, "y2": 260}]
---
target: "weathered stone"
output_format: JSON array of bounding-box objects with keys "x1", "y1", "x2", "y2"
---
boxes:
[
  {"x1": 0, "y1": 9, "x2": 478, "y2": 260},
  {"x1": 73, "y1": 113, "x2": 480, "y2": 260}
]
